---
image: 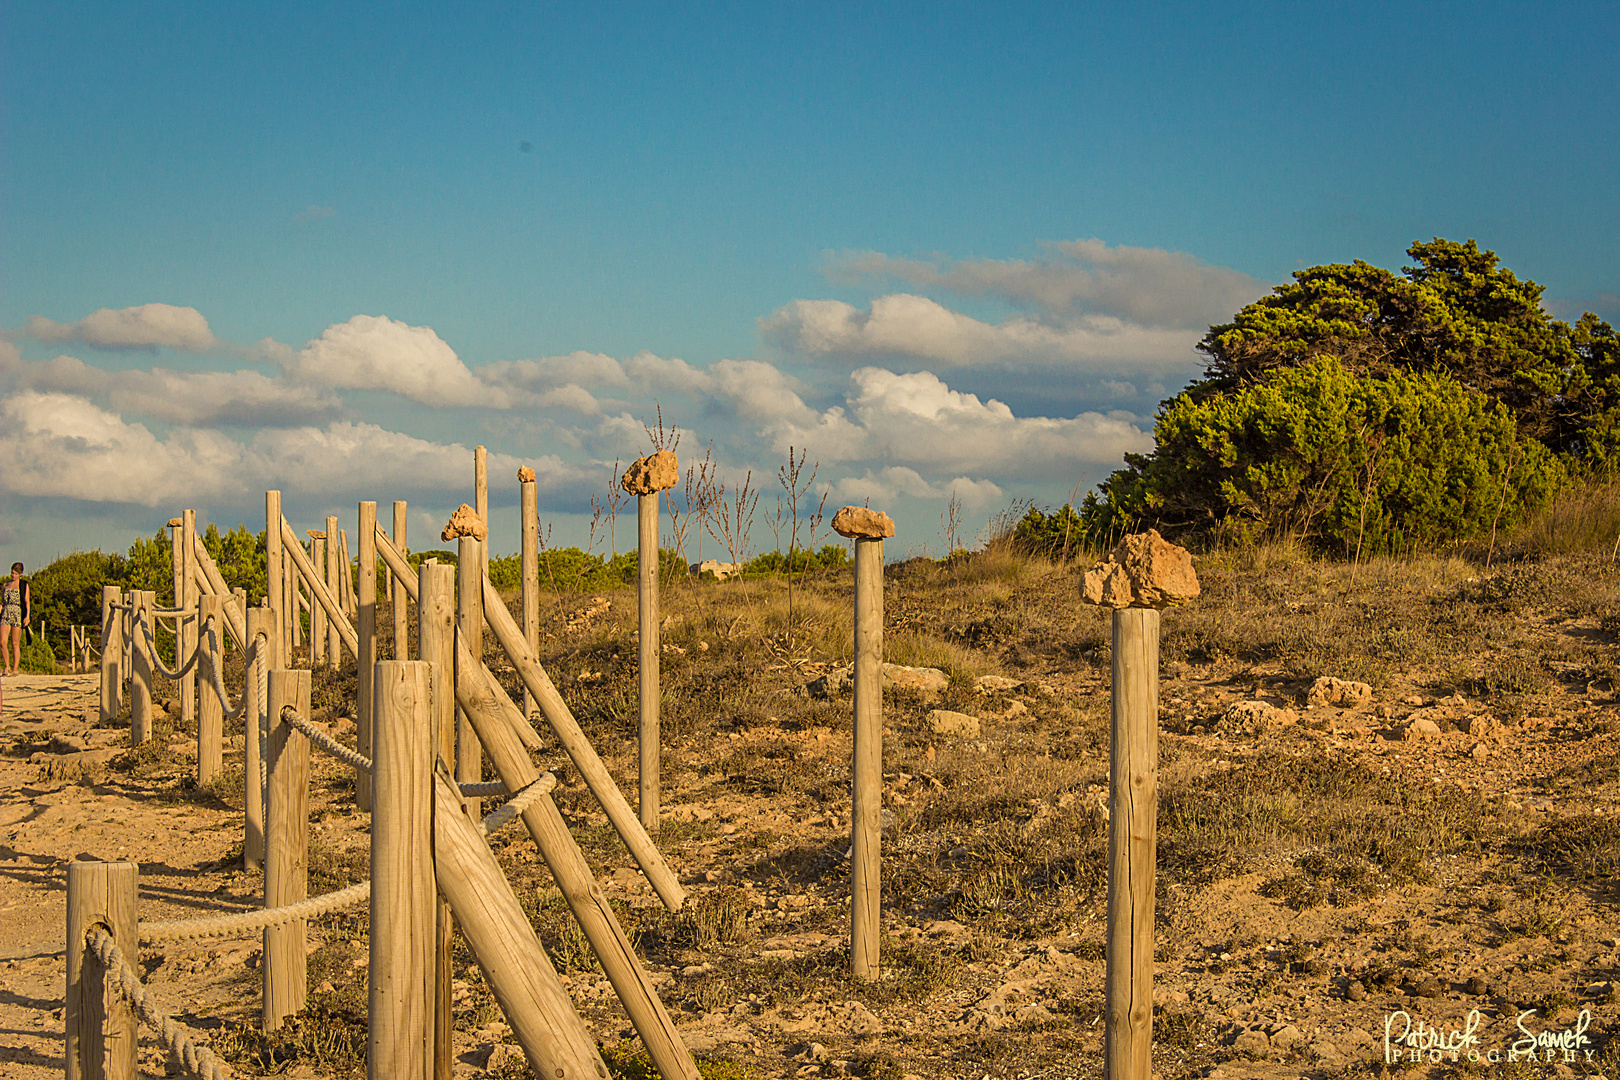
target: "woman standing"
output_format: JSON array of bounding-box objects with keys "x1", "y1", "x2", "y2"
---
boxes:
[{"x1": 2, "y1": 562, "x2": 30, "y2": 676}]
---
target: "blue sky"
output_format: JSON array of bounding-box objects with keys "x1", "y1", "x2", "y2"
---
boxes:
[{"x1": 2, "y1": 2, "x2": 1617, "y2": 569}]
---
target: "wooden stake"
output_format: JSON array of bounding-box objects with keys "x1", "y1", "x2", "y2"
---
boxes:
[
  {"x1": 393, "y1": 501, "x2": 409, "y2": 659},
  {"x1": 519, "y1": 472, "x2": 539, "y2": 719},
  {"x1": 65, "y1": 860, "x2": 138, "y2": 1080},
  {"x1": 417, "y1": 562, "x2": 457, "y2": 1080},
  {"x1": 130, "y1": 592, "x2": 153, "y2": 746},
  {"x1": 850, "y1": 536, "x2": 884, "y2": 980},
  {"x1": 1105, "y1": 607, "x2": 1159, "y2": 1080},
  {"x1": 189, "y1": 543, "x2": 248, "y2": 649},
  {"x1": 370, "y1": 660, "x2": 436, "y2": 1080},
  {"x1": 99, "y1": 587, "x2": 121, "y2": 727},
  {"x1": 265, "y1": 668, "x2": 311, "y2": 1031},
  {"x1": 456, "y1": 535, "x2": 484, "y2": 817},
  {"x1": 311, "y1": 536, "x2": 327, "y2": 668},
  {"x1": 637, "y1": 491, "x2": 660, "y2": 830},
  {"x1": 279, "y1": 519, "x2": 358, "y2": 656},
  {"x1": 358, "y1": 502, "x2": 378, "y2": 812},
  {"x1": 197, "y1": 594, "x2": 224, "y2": 785},
  {"x1": 182, "y1": 510, "x2": 199, "y2": 727},
  {"x1": 339, "y1": 527, "x2": 356, "y2": 617},
  {"x1": 326, "y1": 515, "x2": 342, "y2": 668},
  {"x1": 431, "y1": 768, "x2": 609, "y2": 1079},
  {"x1": 244, "y1": 606, "x2": 271, "y2": 869},
  {"x1": 266, "y1": 490, "x2": 284, "y2": 667},
  {"x1": 480, "y1": 577, "x2": 686, "y2": 910},
  {"x1": 451, "y1": 644, "x2": 698, "y2": 1080},
  {"x1": 475, "y1": 444, "x2": 489, "y2": 580}
]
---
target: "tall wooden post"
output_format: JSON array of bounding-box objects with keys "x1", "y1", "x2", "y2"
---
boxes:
[
  {"x1": 370, "y1": 660, "x2": 436, "y2": 1080},
  {"x1": 310, "y1": 537, "x2": 326, "y2": 668},
  {"x1": 417, "y1": 562, "x2": 457, "y2": 1080},
  {"x1": 99, "y1": 586, "x2": 122, "y2": 726},
  {"x1": 519, "y1": 469, "x2": 539, "y2": 719},
  {"x1": 265, "y1": 668, "x2": 311, "y2": 1030},
  {"x1": 326, "y1": 515, "x2": 342, "y2": 668},
  {"x1": 266, "y1": 491, "x2": 284, "y2": 669},
  {"x1": 358, "y1": 502, "x2": 378, "y2": 812},
  {"x1": 637, "y1": 492, "x2": 660, "y2": 830},
  {"x1": 197, "y1": 594, "x2": 224, "y2": 784},
  {"x1": 181, "y1": 510, "x2": 198, "y2": 729},
  {"x1": 392, "y1": 501, "x2": 409, "y2": 659},
  {"x1": 65, "y1": 860, "x2": 138, "y2": 1080},
  {"x1": 244, "y1": 606, "x2": 271, "y2": 869},
  {"x1": 455, "y1": 534, "x2": 484, "y2": 817},
  {"x1": 168, "y1": 517, "x2": 188, "y2": 728},
  {"x1": 286, "y1": 545, "x2": 300, "y2": 653},
  {"x1": 850, "y1": 535, "x2": 884, "y2": 979},
  {"x1": 130, "y1": 591, "x2": 154, "y2": 746},
  {"x1": 338, "y1": 528, "x2": 355, "y2": 617},
  {"x1": 474, "y1": 445, "x2": 489, "y2": 580},
  {"x1": 1106, "y1": 608, "x2": 1158, "y2": 1080}
]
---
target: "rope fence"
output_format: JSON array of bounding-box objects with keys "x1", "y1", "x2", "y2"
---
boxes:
[{"x1": 87, "y1": 927, "x2": 230, "y2": 1080}]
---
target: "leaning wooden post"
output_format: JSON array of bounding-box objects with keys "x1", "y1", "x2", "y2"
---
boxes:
[
  {"x1": 621, "y1": 450, "x2": 678, "y2": 830},
  {"x1": 357, "y1": 502, "x2": 378, "y2": 812},
  {"x1": 831, "y1": 506, "x2": 894, "y2": 980},
  {"x1": 326, "y1": 515, "x2": 342, "y2": 667},
  {"x1": 266, "y1": 490, "x2": 284, "y2": 670},
  {"x1": 244, "y1": 606, "x2": 272, "y2": 869},
  {"x1": 1082, "y1": 531, "x2": 1200, "y2": 1080},
  {"x1": 474, "y1": 444, "x2": 489, "y2": 580},
  {"x1": 417, "y1": 561, "x2": 458, "y2": 1080},
  {"x1": 432, "y1": 768, "x2": 609, "y2": 1078},
  {"x1": 308, "y1": 535, "x2": 327, "y2": 668},
  {"x1": 130, "y1": 592, "x2": 154, "y2": 746},
  {"x1": 99, "y1": 586, "x2": 122, "y2": 726},
  {"x1": 392, "y1": 501, "x2": 409, "y2": 657},
  {"x1": 518, "y1": 467, "x2": 539, "y2": 719},
  {"x1": 265, "y1": 667, "x2": 312, "y2": 1031},
  {"x1": 65, "y1": 860, "x2": 138, "y2": 1080},
  {"x1": 444, "y1": 506, "x2": 487, "y2": 818},
  {"x1": 370, "y1": 660, "x2": 436, "y2": 1080},
  {"x1": 182, "y1": 510, "x2": 199, "y2": 728},
  {"x1": 197, "y1": 594, "x2": 224, "y2": 784}
]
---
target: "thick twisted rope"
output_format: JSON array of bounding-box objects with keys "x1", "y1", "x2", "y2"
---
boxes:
[
  {"x1": 281, "y1": 706, "x2": 373, "y2": 772},
  {"x1": 138, "y1": 616, "x2": 198, "y2": 681},
  {"x1": 151, "y1": 607, "x2": 199, "y2": 619},
  {"x1": 201, "y1": 623, "x2": 259, "y2": 722},
  {"x1": 140, "y1": 879, "x2": 371, "y2": 943},
  {"x1": 459, "y1": 780, "x2": 508, "y2": 797},
  {"x1": 478, "y1": 773, "x2": 556, "y2": 836},
  {"x1": 86, "y1": 927, "x2": 231, "y2": 1080}
]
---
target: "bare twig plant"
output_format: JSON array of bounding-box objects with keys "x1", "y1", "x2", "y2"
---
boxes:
[
  {"x1": 776, "y1": 447, "x2": 822, "y2": 655},
  {"x1": 703, "y1": 469, "x2": 761, "y2": 580},
  {"x1": 941, "y1": 489, "x2": 963, "y2": 558},
  {"x1": 643, "y1": 404, "x2": 680, "y2": 454},
  {"x1": 606, "y1": 459, "x2": 627, "y2": 558},
  {"x1": 664, "y1": 441, "x2": 714, "y2": 575}
]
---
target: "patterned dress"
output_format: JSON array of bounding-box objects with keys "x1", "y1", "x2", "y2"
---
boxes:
[{"x1": 1, "y1": 580, "x2": 22, "y2": 627}]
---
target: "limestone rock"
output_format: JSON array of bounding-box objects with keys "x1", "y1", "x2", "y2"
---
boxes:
[
  {"x1": 1081, "y1": 529, "x2": 1199, "y2": 609},
  {"x1": 808, "y1": 663, "x2": 949, "y2": 700},
  {"x1": 975, "y1": 675, "x2": 1024, "y2": 694},
  {"x1": 1308, "y1": 676, "x2": 1374, "y2": 709},
  {"x1": 1404, "y1": 717, "x2": 1443, "y2": 740},
  {"x1": 620, "y1": 450, "x2": 679, "y2": 495},
  {"x1": 1225, "y1": 700, "x2": 1298, "y2": 730},
  {"x1": 166, "y1": 517, "x2": 183, "y2": 528},
  {"x1": 1232, "y1": 1028, "x2": 1271, "y2": 1055},
  {"x1": 441, "y1": 504, "x2": 488, "y2": 542},
  {"x1": 928, "y1": 710, "x2": 982, "y2": 738},
  {"x1": 1269, "y1": 1024, "x2": 1305, "y2": 1049},
  {"x1": 831, "y1": 505, "x2": 895, "y2": 539},
  {"x1": 515, "y1": 466, "x2": 536, "y2": 483}
]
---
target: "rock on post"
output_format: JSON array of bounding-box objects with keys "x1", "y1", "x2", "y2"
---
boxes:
[
  {"x1": 831, "y1": 506, "x2": 895, "y2": 540},
  {"x1": 441, "y1": 503, "x2": 488, "y2": 543},
  {"x1": 1081, "y1": 529, "x2": 1200, "y2": 610},
  {"x1": 620, "y1": 450, "x2": 679, "y2": 495}
]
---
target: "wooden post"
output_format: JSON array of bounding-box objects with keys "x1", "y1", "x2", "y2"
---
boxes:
[
  {"x1": 287, "y1": 549, "x2": 301, "y2": 653},
  {"x1": 637, "y1": 491, "x2": 660, "y2": 830},
  {"x1": 358, "y1": 503, "x2": 378, "y2": 812},
  {"x1": 233, "y1": 587, "x2": 248, "y2": 642},
  {"x1": 393, "y1": 501, "x2": 409, "y2": 659},
  {"x1": 474, "y1": 444, "x2": 489, "y2": 580},
  {"x1": 431, "y1": 769, "x2": 608, "y2": 1078},
  {"x1": 130, "y1": 592, "x2": 153, "y2": 746},
  {"x1": 99, "y1": 587, "x2": 121, "y2": 726},
  {"x1": 326, "y1": 515, "x2": 342, "y2": 668},
  {"x1": 310, "y1": 536, "x2": 327, "y2": 668},
  {"x1": 370, "y1": 660, "x2": 436, "y2": 1080},
  {"x1": 181, "y1": 510, "x2": 198, "y2": 730},
  {"x1": 417, "y1": 562, "x2": 457, "y2": 1080},
  {"x1": 264, "y1": 667, "x2": 311, "y2": 1030},
  {"x1": 850, "y1": 535, "x2": 884, "y2": 979},
  {"x1": 244, "y1": 606, "x2": 271, "y2": 869},
  {"x1": 169, "y1": 517, "x2": 188, "y2": 728},
  {"x1": 1106, "y1": 607, "x2": 1159, "y2": 1080},
  {"x1": 280, "y1": 520, "x2": 359, "y2": 657},
  {"x1": 480, "y1": 577, "x2": 686, "y2": 910},
  {"x1": 451, "y1": 643, "x2": 699, "y2": 1080},
  {"x1": 456, "y1": 534, "x2": 484, "y2": 818},
  {"x1": 197, "y1": 594, "x2": 224, "y2": 785},
  {"x1": 266, "y1": 490, "x2": 284, "y2": 668},
  {"x1": 338, "y1": 527, "x2": 356, "y2": 617},
  {"x1": 519, "y1": 471, "x2": 539, "y2": 719},
  {"x1": 65, "y1": 860, "x2": 138, "y2": 1080}
]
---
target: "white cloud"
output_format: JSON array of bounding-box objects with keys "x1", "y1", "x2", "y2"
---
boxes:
[
  {"x1": 288, "y1": 315, "x2": 501, "y2": 407},
  {"x1": 760, "y1": 294, "x2": 1202, "y2": 373},
  {"x1": 23, "y1": 303, "x2": 218, "y2": 352},
  {"x1": 828, "y1": 239, "x2": 1268, "y2": 329},
  {"x1": 13, "y1": 356, "x2": 341, "y2": 426},
  {"x1": 830, "y1": 467, "x2": 1004, "y2": 509}
]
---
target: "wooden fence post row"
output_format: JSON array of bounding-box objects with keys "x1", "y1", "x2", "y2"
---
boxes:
[{"x1": 264, "y1": 668, "x2": 311, "y2": 1031}]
